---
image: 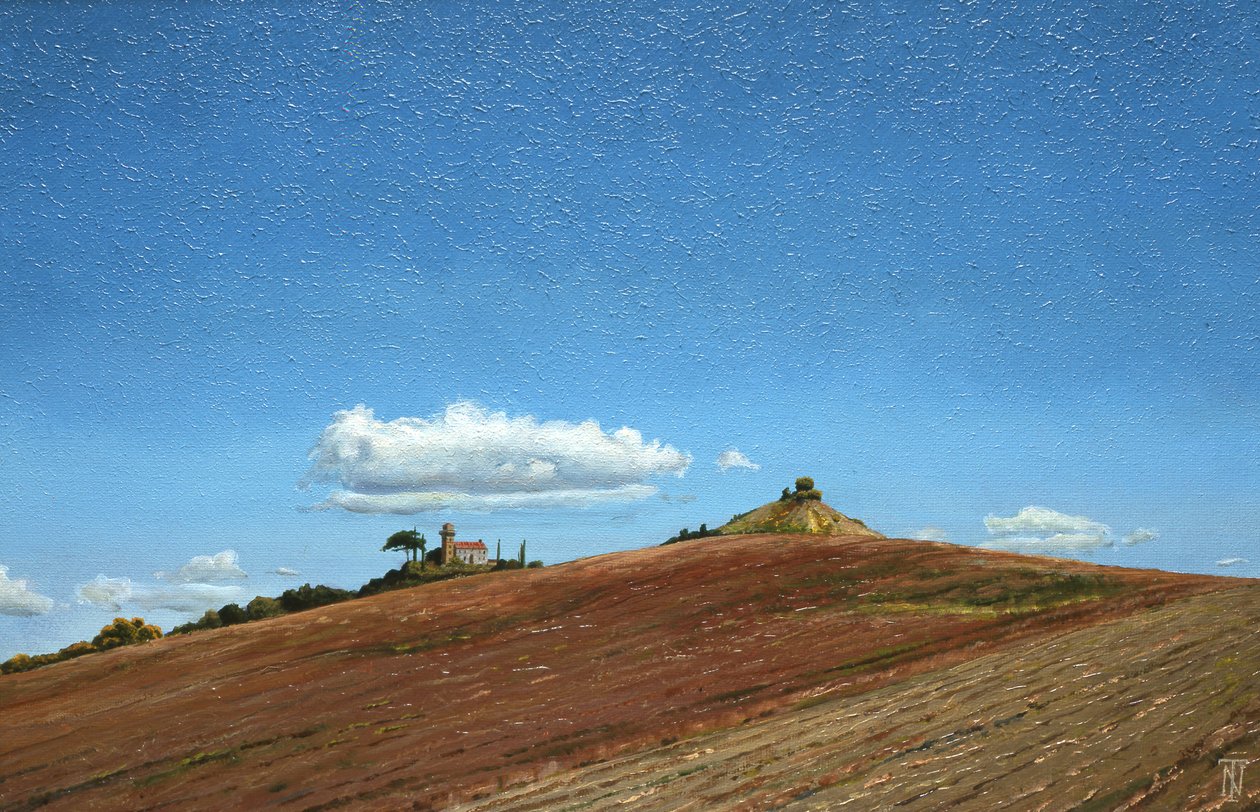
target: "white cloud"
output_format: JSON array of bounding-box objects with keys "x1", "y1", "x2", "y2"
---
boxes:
[
  {"x1": 275, "y1": 567, "x2": 300, "y2": 577},
  {"x1": 303, "y1": 402, "x2": 691, "y2": 514},
  {"x1": 916, "y1": 525, "x2": 950, "y2": 542},
  {"x1": 984, "y1": 506, "x2": 1112, "y2": 549},
  {"x1": 76, "y1": 575, "x2": 134, "y2": 611},
  {"x1": 134, "y1": 583, "x2": 244, "y2": 614},
  {"x1": 0, "y1": 565, "x2": 55, "y2": 616},
  {"x1": 716, "y1": 448, "x2": 760, "y2": 472},
  {"x1": 155, "y1": 550, "x2": 248, "y2": 583},
  {"x1": 1218, "y1": 557, "x2": 1249, "y2": 568}
]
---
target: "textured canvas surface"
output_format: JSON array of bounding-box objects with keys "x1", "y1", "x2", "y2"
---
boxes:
[{"x1": 1, "y1": 3, "x2": 1257, "y2": 809}]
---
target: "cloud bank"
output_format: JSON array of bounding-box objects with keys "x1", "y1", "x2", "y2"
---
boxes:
[
  {"x1": 135, "y1": 583, "x2": 244, "y2": 613},
  {"x1": 303, "y1": 402, "x2": 691, "y2": 514},
  {"x1": 0, "y1": 566, "x2": 55, "y2": 616},
  {"x1": 716, "y1": 448, "x2": 760, "y2": 472},
  {"x1": 984, "y1": 506, "x2": 1112, "y2": 549},
  {"x1": 76, "y1": 551, "x2": 251, "y2": 617}
]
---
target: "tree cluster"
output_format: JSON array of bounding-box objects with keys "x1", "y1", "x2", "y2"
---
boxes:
[
  {"x1": 169, "y1": 582, "x2": 357, "y2": 636},
  {"x1": 662, "y1": 523, "x2": 720, "y2": 545},
  {"x1": 2, "y1": 617, "x2": 163, "y2": 675},
  {"x1": 779, "y1": 476, "x2": 823, "y2": 502}
]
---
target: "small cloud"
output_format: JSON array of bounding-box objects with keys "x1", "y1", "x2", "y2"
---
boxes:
[
  {"x1": 658, "y1": 492, "x2": 698, "y2": 504},
  {"x1": 76, "y1": 575, "x2": 134, "y2": 611},
  {"x1": 155, "y1": 550, "x2": 248, "y2": 583},
  {"x1": 916, "y1": 525, "x2": 950, "y2": 542},
  {"x1": 1218, "y1": 558, "x2": 1249, "y2": 568},
  {"x1": 303, "y1": 403, "x2": 691, "y2": 514},
  {"x1": 984, "y1": 506, "x2": 1111, "y2": 549},
  {"x1": 0, "y1": 565, "x2": 55, "y2": 616},
  {"x1": 716, "y1": 448, "x2": 760, "y2": 472},
  {"x1": 1122, "y1": 528, "x2": 1159, "y2": 546},
  {"x1": 275, "y1": 567, "x2": 300, "y2": 577}
]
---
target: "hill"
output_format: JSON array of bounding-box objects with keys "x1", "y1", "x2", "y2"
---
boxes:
[{"x1": 0, "y1": 533, "x2": 1250, "y2": 811}]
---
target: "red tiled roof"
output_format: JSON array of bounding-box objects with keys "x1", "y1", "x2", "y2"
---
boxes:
[{"x1": 452, "y1": 541, "x2": 486, "y2": 550}]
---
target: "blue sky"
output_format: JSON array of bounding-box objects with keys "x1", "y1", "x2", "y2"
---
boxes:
[{"x1": 1, "y1": 1, "x2": 1257, "y2": 659}]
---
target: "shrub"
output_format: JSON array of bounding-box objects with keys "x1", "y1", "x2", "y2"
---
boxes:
[
  {"x1": 218, "y1": 603, "x2": 248, "y2": 626},
  {"x1": 57, "y1": 641, "x2": 98, "y2": 660},
  {"x1": 526, "y1": 560, "x2": 544, "y2": 568},
  {"x1": 3, "y1": 618, "x2": 160, "y2": 676},
  {"x1": 279, "y1": 583, "x2": 355, "y2": 613},
  {"x1": 170, "y1": 609, "x2": 222, "y2": 636},
  {"x1": 791, "y1": 476, "x2": 823, "y2": 501},
  {"x1": 246, "y1": 595, "x2": 283, "y2": 620},
  {"x1": 91, "y1": 617, "x2": 162, "y2": 650}
]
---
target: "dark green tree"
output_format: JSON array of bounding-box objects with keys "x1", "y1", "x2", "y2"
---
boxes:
[
  {"x1": 519, "y1": 540, "x2": 526, "y2": 567},
  {"x1": 383, "y1": 528, "x2": 425, "y2": 563},
  {"x1": 794, "y1": 476, "x2": 814, "y2": 493},
  {"x1": 218, "y1": 603, "x2": 248, "y2": 626},
  {"x1": 780, "y1": 487, "x2": 792, "y2": 501}
]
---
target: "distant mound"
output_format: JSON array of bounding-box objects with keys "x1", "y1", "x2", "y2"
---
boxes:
[{"x1": 716, "y1": 477, "x2": 885, "y2": 537}]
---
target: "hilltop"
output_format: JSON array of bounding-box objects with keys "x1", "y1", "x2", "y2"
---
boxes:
[
  {"x1": 716, "y1": 496, "x2": 883, "y2": 537},
  {"x1": 714, "y1": 476, "x2": 884, "y2": 537},
  {"x1": 0, "y1": 530, "x2": 1251, "y2": 810}
]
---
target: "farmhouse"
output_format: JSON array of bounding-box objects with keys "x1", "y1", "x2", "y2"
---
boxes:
[{"x1": 439, "y1": 522, "x2": 488, "y2": 566}]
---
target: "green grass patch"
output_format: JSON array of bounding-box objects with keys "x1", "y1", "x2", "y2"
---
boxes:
[
  {"x1": 822, "y1": 642, "x2": 925, "y2": 676},
  {"x1": 709, "y1": 682, "x2": 772, "y2": 704}
]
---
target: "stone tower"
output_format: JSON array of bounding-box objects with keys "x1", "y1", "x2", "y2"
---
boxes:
[{"x1": 440, "y1": 522, "x2": 456, "y2": 564}]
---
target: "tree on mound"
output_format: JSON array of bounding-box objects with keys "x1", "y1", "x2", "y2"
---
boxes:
[
  {"x1": 715, "y1": 479, "x2": 884, "y2": 538},
  {"x1": 780, "y1": 476, "x2": 822, "y2": 502}
]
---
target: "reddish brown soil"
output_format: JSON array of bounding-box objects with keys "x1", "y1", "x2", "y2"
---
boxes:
[{"x1": 0, "y1": 535, "x2": 1238, "y2": 811}]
